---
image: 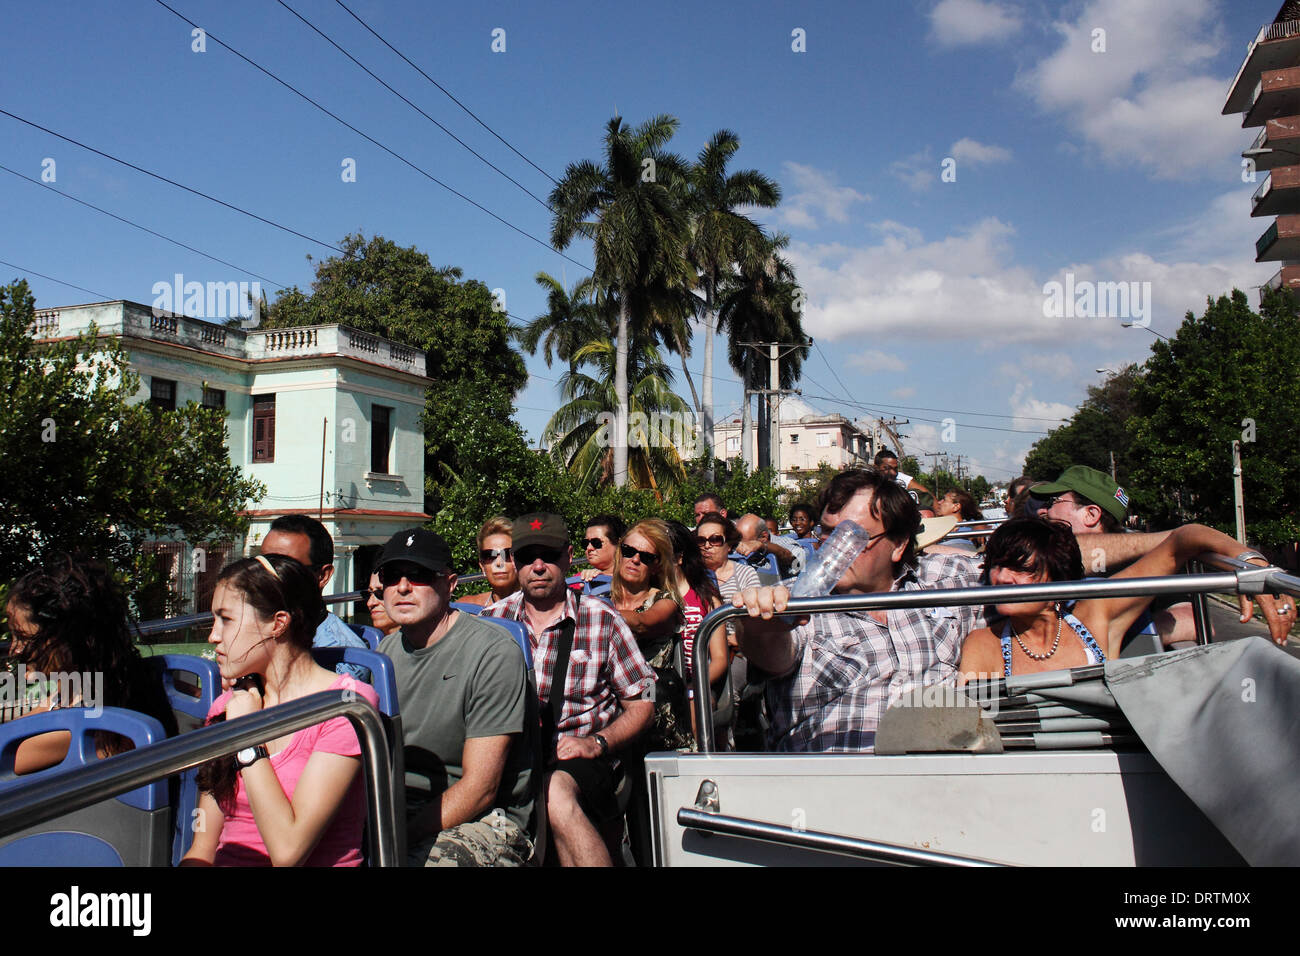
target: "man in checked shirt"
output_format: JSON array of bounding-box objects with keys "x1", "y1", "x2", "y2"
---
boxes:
[
  {"x1": 732, "y1": 468, "x2": 985, "y2": 753},
  {"x1": 483, "y1": 513, "x2": 655, "y2": 867}
]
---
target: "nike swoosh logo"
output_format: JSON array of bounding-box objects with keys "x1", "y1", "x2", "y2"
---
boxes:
[{"x1": 442, "y1": 674, "x2": 456, "y2": 680}]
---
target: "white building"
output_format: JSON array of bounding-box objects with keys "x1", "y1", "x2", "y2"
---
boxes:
[{"x1": 714, "y1": 396, "x2": 877, "y2": 488}]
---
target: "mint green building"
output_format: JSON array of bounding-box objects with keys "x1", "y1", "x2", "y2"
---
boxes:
[{"x1": 35, "y1": 300, "x2": 430, "y2": 615}]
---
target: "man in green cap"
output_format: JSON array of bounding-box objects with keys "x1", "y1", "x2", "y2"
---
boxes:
[{"x1": 1032, "y1": 465, "x2": 1128, "y2": 534}]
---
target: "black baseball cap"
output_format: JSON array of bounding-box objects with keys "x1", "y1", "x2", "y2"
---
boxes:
[
  {"x1": 512, "y1": 513, "x2": 569, "y2": 550},
  {"x1": 376, "y1": 528, "x2": 453, "y2": 574}
]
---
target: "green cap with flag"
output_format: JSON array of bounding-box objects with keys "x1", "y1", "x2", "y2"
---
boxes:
[{"x1": 1030, "y1": 465, "x2": 1129, "y2": 524}]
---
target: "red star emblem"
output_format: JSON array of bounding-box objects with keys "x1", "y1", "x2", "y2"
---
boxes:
[{"x1": 530, "y1": 519, "x2": 543, "y2": 530}]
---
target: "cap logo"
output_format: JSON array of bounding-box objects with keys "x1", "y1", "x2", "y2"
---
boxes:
[
  {"x1": 1114, "y1": 487, "x2": 1129, "y2": 507},
  {"x1": 406, "y1": 535, "x2": 414, "y2": 547},
  {"x1": 530, "y1": 519, "x2": 542, "y2": 530}
]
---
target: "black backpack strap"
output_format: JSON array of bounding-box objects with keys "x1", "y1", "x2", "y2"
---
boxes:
[{"x1": 546, "y1": 617, "x2": 577, "y2": 735}]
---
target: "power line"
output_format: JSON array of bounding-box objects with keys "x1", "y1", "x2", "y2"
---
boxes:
[
  {"x1": 0, "y1": 163, "x2": 289, "y2": 290},
  {"x1": 334, "y1": 0, "x2": 559, "y2": 186},
  {"x1": 0, "y1": 109, "x2": 346, "y2": 255},
  {"x1": 0, "y1": 258, "x2": 111, "y2": 300},
  {"x1": 273, "y1": 0, "x2": 552, "y2": 210},
  {"x1": 149, "y1": 1, "x2": 589, "y2": 271}
]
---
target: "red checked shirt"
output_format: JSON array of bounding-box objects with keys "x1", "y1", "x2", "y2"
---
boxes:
[{"x1": 483, "y1": 589, "x2": 655, "y2": 740}]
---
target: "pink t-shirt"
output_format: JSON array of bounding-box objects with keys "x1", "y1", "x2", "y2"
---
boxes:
[
  {"x1": 680, "y1": 588, "x2": 707, "y2": 678},
  {"x1": 207, "y1": 675, "x2": 379, "y2": 867}
]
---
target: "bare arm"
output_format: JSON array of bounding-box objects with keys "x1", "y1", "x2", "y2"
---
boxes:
[
  {"x1": 731, "y1": 586, "x2": 804, "y2": 678},
  {"x1": 407, "y1": 734, "x2": 513, "y2": 845},
  {"x1": 957, "y1": 628, "x2": 1003, "y2": 685},
  {"x1": 617, "y1": 597, "x2": 680, "y2": 640},
  {"x1": 179, "y1": 791, "x2": 225, "y2": 866},
  {"x1": 239, "y1": 750, "x2": 362, "y2": 866},
  {"x1": 1081, "y1": 530, "x2": 1173, "y2": 572}
]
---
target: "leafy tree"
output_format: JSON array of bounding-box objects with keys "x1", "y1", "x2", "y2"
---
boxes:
[
  {"x1": 1023, "y1": 364, "x2": 1141, "y2": 486},
  {"x1": 1127, "y1": 289, "x2": 1300, "y2": 546},
  {"x1": 511, "y1": 272, "x2": 605, "y2": 372},
  {"x1": 264, "y1": 233, "x2": 527, "y2": 511},
  {"x1": 0, "y1": 279, "x2": 264, "y2": 604},
  {"x1": 549, "y1": 115, "x2": 691, "y2": 488}
]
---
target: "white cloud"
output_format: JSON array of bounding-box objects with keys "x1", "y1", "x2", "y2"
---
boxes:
[
  {"x1": 949, "y1": 137, "x2": 1012, "y2": 166},
  {"x1": 847, "y1": 349, "x2": 906, "y2": 373},
  {"x1": 775, "y1": 162, "x2": 870, "y2": 229},
  {"x1": 1017, "y1": 0, "x2": 1237, "y2": 179},
  {"x1": 1009, "y1": 382, "x2": 1075, "y2": 431},
  {"x1": 892, "y1": 386, "x2": 917, "y2": 399},
  {"x1": 889, "y1": 151, "x2": 936, "y2": 192},
  {"x1": 929, "y1": 0, "x2": 1022, "y2": 47}
]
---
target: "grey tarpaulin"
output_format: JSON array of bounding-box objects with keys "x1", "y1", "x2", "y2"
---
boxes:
[{"x1": 1105, "y1": 638, "x2": 1300, "y2": 866}]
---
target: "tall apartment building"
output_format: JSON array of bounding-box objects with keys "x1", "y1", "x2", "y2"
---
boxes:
[
  {"x1": 1225, "y1": 2, "x2": 1300, "y2": 300},
  {"x1": 33, "y1": 300, "x2": 430, "y2": 615}
]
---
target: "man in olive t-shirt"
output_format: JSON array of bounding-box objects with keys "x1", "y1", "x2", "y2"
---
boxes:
[{"x1": 375, "y1": 528, "x2": 537, "y2": 867}]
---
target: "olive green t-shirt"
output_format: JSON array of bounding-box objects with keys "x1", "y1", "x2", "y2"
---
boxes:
[{"x1": 379, "y1": 611, "x2": 537, "y2": 834}]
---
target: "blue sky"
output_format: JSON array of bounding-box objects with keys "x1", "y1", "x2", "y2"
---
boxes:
[{"x1": 1, "y1": 0, "x2": 1283, "y2": 484}]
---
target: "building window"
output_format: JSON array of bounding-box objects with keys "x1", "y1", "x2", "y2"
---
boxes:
[
  {"x1": 252, "y1": 394, "x2": 276, "y2": 462},
  {"x1": 371, "y1": 404, "x2": 393, "y2": 474},
  {"x1": 202, "y1": 387, "x2": 226, "y2": 410},
  {"x1": 150, "y1": 378, "x2": 176, "y2": 412},
  {"x1": 727, "y1": 436, "x2": 739, "y2": 451},
  {"x1": 791, "y1": 434, "x2": 800, "y2": 444},
  {"x1": 816, "y1": 432, "x2": 830, "y2": 447}
]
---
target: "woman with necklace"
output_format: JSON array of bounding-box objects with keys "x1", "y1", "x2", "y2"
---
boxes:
[{"x1": 959, "y1": 517, "x2": 1287, "y2": 681}]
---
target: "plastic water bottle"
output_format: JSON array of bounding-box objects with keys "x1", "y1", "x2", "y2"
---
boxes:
[{"x1": 788, "y1": 519, "x2": 874, "y2": 597}]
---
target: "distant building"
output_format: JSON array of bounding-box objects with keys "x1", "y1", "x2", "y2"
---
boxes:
[
  {"x1": 1224, "y1": 2, "x2": 1300, "y2": 302},
  {"x1": 714, "y1": 396, "x2": 876, "y2": 489},
  {"x1": 32, "y1": 300, "x2": 430, "y2": 616}
]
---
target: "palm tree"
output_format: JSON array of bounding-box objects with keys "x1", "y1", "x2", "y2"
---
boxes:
[
  {"x1": 549, "y1": 115, "x2": 691, "y2": 488},
  {"x1": 543, "y1": 334, "x2": 694, "y2": 493},
  {"x1": 511, "y1": 271, "x2": 605, "y2": 371},
  {"x1": 685, "y1": 130, "x2": 782, "y2": 474}
]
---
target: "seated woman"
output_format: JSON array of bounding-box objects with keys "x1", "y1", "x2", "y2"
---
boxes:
[
  {"x1": 666, "y1": 521, "x2": 727, "y2": 739},
  {"x1": 2, "y1": 554, "x2": 178, "y2": 773},
  {"x1": 364, "y1": 571, "x2": 399, "y2": 637},
  {"x1": 577, "y1": 514, "x2": 625, "y2": 583},
  {"x1": 934, "y1": 489, "x2": 985, "y2": 552},
  {"x1": 959, "y1": 517, "x2": 1280, "y2": 681},
  {"x1": 182, "y1": 554, "x2": 379, "y2": 867},
  {"x1": 610, "y1": 519, "x2": 690, "y2": 750},
  {"x1": 458, "y1": 516, "x2": 519, "y2": 608}
]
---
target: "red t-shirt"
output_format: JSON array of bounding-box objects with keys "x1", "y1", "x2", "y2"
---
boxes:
[
  {"x1": 680, "y1": 588, "x2": 707, "y2": 679},
  {"x1": 207, "y1": 675, "x2": 378, "y2": 867}
]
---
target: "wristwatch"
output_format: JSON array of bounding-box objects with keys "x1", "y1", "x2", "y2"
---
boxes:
[
  {"x1": 593, "y1": 734, "x2": 609, "y2": 757},
  {"x1": 236, "y1": 745, "x2": 269, "y2": 769}
]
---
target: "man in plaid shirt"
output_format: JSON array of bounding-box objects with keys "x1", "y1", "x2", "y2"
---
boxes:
[
  {"x1": 735, "y1": 469, "x2": 985, "y2": 753},
  {"x1": 483, "y1": 513, "x2": 654, "y2": 866}
]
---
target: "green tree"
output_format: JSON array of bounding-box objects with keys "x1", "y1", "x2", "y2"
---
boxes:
[
  {"x1": 1127, "y1": 289, "x2": 1300, "y2": 546},
  {"x1": 549, "y1": 115, "x2": 691, "y2": 488},
  {"x1": 1023, "y1": 364, "x2": 1141, "y2": 485},
  {"x1": 511, "y1": 272, "x2": 605, "y2": 372},
  {"x1": 0, "y1": 279, "x2": 264, "y2": 603},
  {"x1": 264, "y1": 233, "x2": 527, "y2": 512}
]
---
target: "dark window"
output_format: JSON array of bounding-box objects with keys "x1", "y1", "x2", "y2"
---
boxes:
[
  {"x1": 252, "y1": 394, "x2": 276, "y2": 462},
  {"x1": 202, "y1": 387, "x2": 226, "y2": 410},
  {"x1": 371, "y1": 405, "x2": 393, "y2": 473},
  {"x1": 150, "y1": 378, "x2": 176, "y2": 412}
]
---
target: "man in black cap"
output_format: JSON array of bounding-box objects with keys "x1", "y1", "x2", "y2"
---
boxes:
[
  {"x1": 483, "y1": 513, "x2": 655, "y2": 867},
  {"x1": 375, "y1": 528, "x2": 537, "y2": 866}
]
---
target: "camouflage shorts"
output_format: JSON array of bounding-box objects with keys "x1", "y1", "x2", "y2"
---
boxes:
[{"x1": 408, "y1": 809, "x2": 534, "y2": 868}]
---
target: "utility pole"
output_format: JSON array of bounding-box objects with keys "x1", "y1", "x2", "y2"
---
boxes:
[
  {"x1": 1109, "y1": 450, "x2": 1116, "y2": 482},
  {"x1": 1231, "y1": 440, "x2": 1247, "y2": 544},
  {"x1": 740, "y1": 340, "x2": 807, "y2": 481}
]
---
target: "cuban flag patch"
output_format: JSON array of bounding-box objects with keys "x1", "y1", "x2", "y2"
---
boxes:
[{"x1": 1114, "y1": 486, "x2": 1129, "y2": 507}]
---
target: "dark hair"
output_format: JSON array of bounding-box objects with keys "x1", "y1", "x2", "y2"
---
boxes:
[
  {"x1": 667, "y1": 521, "x2": 721, "y2": 608},
  {"x1": 268, "y1": 514, "x2": 334, "y2": 568},
  {"x1": 982, "y1": 517, "x2": 1084, "y2": 584},
  {"x1": 789, "y1": 503, "x2": 816, "y2": 524},
  {"x1": 585, "y1": 514, "x2": 626, "y2": 544},
  {"x1": 693, "y1": 492, "x2": 724, "y2": 511},
  {"x1": 6, "y1": 554, "x2": 178, "y2": 753},
  {"x1": 694, "y1": 511, "x2": 741, "y2": 550},
  {"x1": 874, "y1": 448, "x2": 898, "y2": 464},
  {"x1": 1007, "y1": 476, "x2": 1034, "y2": 501},
  {"x1": 817, "y1": 468, "x2": 922, "y2": 570},
  {"x1": 196, "y1": 554, "x2": 327, "y2": 813},
  {"x1": 948, "y1": 489, "x2": 984, "y2": 522},
  {"x1": 1008, "y1": 486, "x2": 1036, "y2": 520}
]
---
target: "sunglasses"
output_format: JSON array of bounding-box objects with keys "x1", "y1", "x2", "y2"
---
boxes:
[
  {"x1": 513, "y1": 546, "x2": 564, "y2": 566},
  {"x1": 619, "y1": 544, "x2": 661, "y2": 565},
  {"x1": 364, "y1": 586, "x2": 383, "y2": 600},
  {"x1": 581, "y1": 537, "x2": 607, "y2": 550},
  {"x1": 378, "y1": 565, "x2": 442, "y2": 588},
  {"x1": 695, "y1": 534, "x2": 727, "y2": 548},
  {"x1": 480, "y1": 547, "x2": 512, "y2": 564}
]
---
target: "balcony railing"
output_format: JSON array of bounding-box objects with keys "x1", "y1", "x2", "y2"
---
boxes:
[
  {"x1": 29, "y1": 310, "x2": 59, "y2": 335},
  {"x1": 263, "y1": 328, "x2": 318, "y2": 351},
  {"x1": 1257, "y1": 219, "x2": 1280, "y2": 258},
  {"x1": 1264, "y1": 19, "x2": 1300, "y2": 42},
  {"x1": 1253, "y1": 175, "x2": 1273, "y2": 208}
]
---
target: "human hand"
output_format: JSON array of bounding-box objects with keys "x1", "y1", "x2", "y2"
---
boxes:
[
  {"x1": 733, "y1": 586, "x2": 807, "y2": 628},
  {"x1": 555, "y1": 734, "x2": 602, "y2": 761},
  {"x1": 226, "y1": 677, "x2": 264, "y2": 720},
  {"x1": 578, "y1": 568, "x2": 601, "y2": 582},
  {"x1": 1236, "y1": 557, "x2": 1292, "y2": 646}
]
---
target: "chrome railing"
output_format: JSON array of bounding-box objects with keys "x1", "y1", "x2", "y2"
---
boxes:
[
  {"x1": 0, "y1": 690, "x2": 401, "y2": 866},
  {"x1": 690, "y1": 560, "x2": 1299, "y2": 754}
]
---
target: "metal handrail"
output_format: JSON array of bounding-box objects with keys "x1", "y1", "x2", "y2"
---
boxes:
[
  {"x1": 0, "y1": 690, "x2": 401, "y2": 866},
  {"x1": 676, "y1": 808, "x2": 1005, "y2": 866},
  {"x1": 690, "y1": 565, "x2": 1298, "y2": 754}
]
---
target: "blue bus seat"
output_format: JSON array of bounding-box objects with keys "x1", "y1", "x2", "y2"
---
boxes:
[
  {"x1": 731, "y1": 551, "x2": 779, "y2": 576},
  {"x1": 451, "y1": 601, "x2": 484, "y2": 616},
  {"x1": 346, "y1": 623, "x2": 382, "y2": 650},
  {"x1": 147, "y1": 654, "x2": 220, "y2": 866},
  {"x1": 0, "y1": 707, "x2": 171, "y2": 866}
]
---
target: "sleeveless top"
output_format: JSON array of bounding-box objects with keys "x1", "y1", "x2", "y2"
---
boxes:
[{"x1": 999, "y1": 611, "x2": 1106, "y2": 678}]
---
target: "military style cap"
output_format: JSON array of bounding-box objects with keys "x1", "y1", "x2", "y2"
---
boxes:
[
  {"x1": 512, "y1": 513, "x2": 569, "y2": 550},
  {"x1": 1031, "y1": 465, "x2": 1129, "y2": 524}
]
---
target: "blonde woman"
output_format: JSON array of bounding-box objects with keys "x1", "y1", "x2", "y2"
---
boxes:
[{"x1": 460, "y1": 516, "x2": 519, "y2": 608}]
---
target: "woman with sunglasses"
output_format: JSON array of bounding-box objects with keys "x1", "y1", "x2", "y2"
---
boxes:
[
  {"x1": 666, "y1": 522, "x2": 728, "y2": 740},
  {"x1": 364, "y1": 572, "x2": 400, "y2": 637},
  {"x1": 183, "y1": 553, "x2": 379, "y2": 867},
  {"x1": 577, "y1": 515, "x2": 625, "y2": 583},
  {"x1": 459, "y1": 516, "x2": 519, "y2": 608},
  {"x1": 694, "y1": 512, "x2": 761, "y2": 624}
]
